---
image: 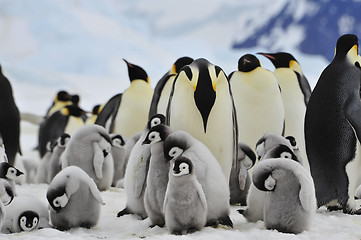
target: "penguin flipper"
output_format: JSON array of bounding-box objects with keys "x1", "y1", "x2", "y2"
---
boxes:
[
  {"x1": 134, "y1": 153, "x2": 151, "y2": 199},
  {"x1": 93, "y1": 142, "x2": 104, "y2": 179},
  {"x1": 344, "y1": 91, "x2": 361, "y2": 143},
  {"x1": 195, "y1": 180, "x2": 207, "y2": 211},
  {"x1": 148, "y1": 74, "x2": 173, "y2": 119},
  {"x1": 95, "y1": 93, "x2": 122, "y2": 131},
  {"x1": 295, "y1": 72, "x2": 312, "y2": 105}
]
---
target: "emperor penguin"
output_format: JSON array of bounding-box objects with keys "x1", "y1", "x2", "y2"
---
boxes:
[
  {"x1": 141, "y1": 123, "x2": 173, "y2": 227},
  {"x1": 259, "y1": 52, "x2": 311, "y2": 172},
  {"x1": 149, "y1": 56, "x2": 194, "y2": 118},
  {"x1": 252, "y1": 158, "x2": 316, "y2": 234},
  {"x1": 163, "y1": 130, "x2": 233, "y2": 227},
  {"x1": 38, "y1": 105, "x2": 86, "y2": 158},
  {"x1": 1, "y1": 195, "x2": 50, "y2": 233},
  {"x1": 166, "y1": 58, "x2": 238, "y2": 181},
  {"x1": 117, "y1": 114, "x2": 166, "y2": 219},
  {"x1": 45, "y1": 90, "x2": 72, "y2": 117},
  {"x1": 110, "y1": 133, "x2": 127, "y2": 186},
  {"x1": 95, "y1": 59, "x2": 153, "y2": 138},
  {"x1": 47, "y1": 133, "x2": 70, "y2": 184},
  {"x1": 305, "y1": 34, "x2": 361, "y2": 214},
  {"x1": 229, "y1": 54, "x2": 284, "y2": 152},
  {"x1": 61, "y1": 125, "x2": 114, "y2": 191},
  {"x1": 229, "y1": 142, "x2": 256, "y2": 205},
  {"x1": 47, "y1": 166, "x2": 104, "y2": 230},
  {"x1": 0, "y1": 162, "x2": 23, "y2": 194},
  {"x1": 0, "y1": 64, "x2": 21, "y2": 166},
  {"x1": 240, "y1": 143, "x2": 299, "y2": 222},
  {"x1": 163, "y1": 156, "x2": 207, "y2": 235}
]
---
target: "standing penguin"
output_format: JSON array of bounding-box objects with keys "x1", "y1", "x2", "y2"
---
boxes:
[
  {"x1": 95, "y1": 59, "x2": 153, "y2": 138},
  {"x1": 259, "y1": 52, "x2": 311, "y2": 171},
  {"x1": 117, "y1": 114, "x2": 165, "y2": 219},
  {"x1": 149, "y1": 56, "x2": 194, "y2": 118},
  {"x1": 163, "y1": 130, "x2": 233, "y2": 227},
  {"x1": 61, "y1": 125, "x2": 114, "y2": 191},
  {"x1": 38, "y1": 105, "x2": 86, "y2": 158},
  {"x1": 166, "y1": 58, "x2": 238, "y2": 181},
  {"x1": 110, "y1": 133, "x2": 127, "y2": 187},
  {"x1": 1, "y1": 195, "x2": 50, "y2": 233},
  {"x1": 229, "y1": 143, "x2": 256, "y2": 206},
  {"x1": 163, "y1": 156, "x2": 207, "y2": 235},
  {"x1": 142, "y1": 124, "x2": 173, "y2": 227},
  {"x1": 229, "y1": 54, "x2": 284, "y2": 152},
  {"x1": 47, "y1": 166, "x2": 104, "y2": 230},
  {"x1": 305, "y1": 34, "x2": 361, "y2": 214},
  {"x1": 45, "y1": 90, "x2": 72, "y2": 117},
  {"x1": 252, "y1": 158, "x2": 316, "y2": 234},
  {"x1": 0, "y1": 64, "x2": 21, "y2": 166},
  {"x1": 47, "y1": 133, "x2": 70, "y2": 184}
]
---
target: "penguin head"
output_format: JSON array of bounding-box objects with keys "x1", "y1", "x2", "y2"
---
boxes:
[
  {"x1": 60, "y1": 105, "x2": 87, "y2": 118},
  {"x1": 70, "y1": 94, "x2": 80, "y2": 106},
  {"x1": 147, "y1": 114, "x2": 166, "y2": 130},
  {"x1": 237, "y1": 54, "x2": 261, "y2": 72},
  {"x1": 142, "y1": 124, "x2": 172, "y2": 145},
  {"x1": 238, "y1": 143, "x2": 257, "y2": 170},
  {"x1": 0, "y1": 179, "x2": 14, "y2": 205},
  {"x1": 263, "y1": 144, "x2": 299, "y2": 162},
  {"x1": 0, "y1": 162, "x2": 23, "y2": 181},
  {"x1": 111, "y1": 134, "x2": 126, "y2": 149},
  {"x1": 170, "y1": 56, "x2": 194, "y2": 75},
  {"x1": 172, "y1": 156, "x2": 193, "y2": 176},
  {"x1": 163, "y1": 131, "x2": 190, "y2": 161},
  {"x1": 258, "y1": 52, "x2": 303, "y2": 74},
  {"x1": 334, "y1": 34, "x2": 359, "y2": 64},
  {"x1": 18, "y1": 211, "x2": 39, "y2": 232},
  {"x1": 55, "y1": 90, "x2": 71, "y2": 102},
  {"x1": 58, "y1": 133, "x2": 71, "y2": 148},
  {"x1": 47, "y1": 185, "x2": 69, "y2": 213},
  {"x1": 123, "y1": 59, "x2": 149, "y2": 83},
  {"x1": 255, "y1": 132, "x2": 293, "y2": 161},
  {"x1": 91, "y1": 104, "x2": 101, "y2": 115}
]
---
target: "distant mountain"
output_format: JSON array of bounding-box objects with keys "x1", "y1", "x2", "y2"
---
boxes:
[{"x1": 232, "y1": 0, "x2": 361, "y2": 61}]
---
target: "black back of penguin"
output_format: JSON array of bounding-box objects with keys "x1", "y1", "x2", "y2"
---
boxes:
[{"x1": 0, "y1": 65, "x2": 21, "y2": 165}]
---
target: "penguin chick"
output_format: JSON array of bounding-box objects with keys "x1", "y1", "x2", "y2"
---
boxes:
[
  {"x1": 142, "y1": 124, "x2": 173, "y2": 227},
  {"x1": 47, "y1": 166, "x2": 104, "y2": 230},
  {"x1": 252, "y1": 158, "x2": 316, "y2": 234},
  {"x1": 163, "y1": 156, "x2": 207, "y2": 235},
  {"x1": 164, "y1": 130, "x2": 232, "y2": 228},
  {"x1": 47, "y1": 133, "x2": 70, "y2": 184},
  {"x1": 229, "y1": 142, "x2": 256, "y2": 205},
  {"x1": 110, "y1": 133, "x2": 127, "y2": 187},
  {"x1": 117, "y1": 114, "x2": 166, "y2": 219},
  {"x1": 1, "y1": 195, "x2": 50, "y2": 233},
  {"x1": 61, "y1": 125, "x2": 114, "y2": 191},
  {"x1": 255, "y1": 132, "x2": 295, "y2": 160},
  {"x1": 0, "y1": 162, "x2": 24, "y2": 181},
  {"x1": 0, "y1": 179, "x2": 14, "y2": 207}
]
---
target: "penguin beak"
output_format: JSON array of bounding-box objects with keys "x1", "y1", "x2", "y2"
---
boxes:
[
  {"x1": 16, "y1": 170, "x2": 24, "y2": 176},
  {"x1": 257, "y1": 52, "x2": 276, "y2": 60},
  {"x1": 142, "y1": 138, "x2": 151, "y2": 145}
]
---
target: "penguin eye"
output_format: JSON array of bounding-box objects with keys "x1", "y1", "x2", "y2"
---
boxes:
[
  {"x1": 9, "y1": 168, "x2": 15, "y2": 174},
  {"x1": 169, "y1": 147, "x2": 183, "y2": 158},
  {"x1": 280, "y1": 152, "x2": 292, "y2": 159},
  {"x1": 53, "y1": 200, "x2": 60, "y2": 207},
  {"x1": 151, "y1": 118, "x2": 161, "y2": 127},
  {"x1": 21, "y1": 216, "x2": 26, "y2": 223},
  {"x1": 33, "y1": 218, "x2": 38, "y2": 226}
]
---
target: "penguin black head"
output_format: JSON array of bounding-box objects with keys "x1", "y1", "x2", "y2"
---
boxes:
[
  {"x1": 142, "y1": 124, "x2": 171, "y2": 145},
  {"x1": 172, "y1": 56, "x2": 194, "y2": 74},
  {"x1": 264, "y1": 144, "x2": 299, "y2": 162},
  {"x1": 147, "y1": 114, "x2": 166, "y2": 130},
  {"x1": 172, "y1": 156, "x2": 193, "y2": 176},
  {"x1": 70, "y1": 94, "x2": 80, "y2": 106},
  {"x1": 56, "y1": 91, "x2": 71, "y2": 102},
  {"x1": 47, "y1": 185, "x2": 68, "y2": 213},
  {"x1": 112, "y1": 134, "x2": 126, "y2": 148},
  {"x1": 334, "y1": 34, "x2": 358, "y2": 61},
  {"x1": 163, "y1": 132, "x2": 189, "y2": 161},
  {"x1": 123, "y1": 59, "x2": 149, "y2": 83},
  {"x1": 92, "y1": 104, "x2": 101, "y2": 115},
  {"x1": 258, "y1": 52, "x2": 297, "y2": 69},
  {"x1": 18, "y1": 210, "x2": 39, "y2": 232},
  {"x1": 0, "y1": 162, "x2": 23, "y2": 181},
  {"x1": 238, "y1": 143, "x2": 257, "y2": 169},
  {"x1": 238, "y1": 54, "x2": 261, "y2": 72},
  {"x1": 60, "y1": 105, "x2": 87, "y2": 118},
  {"x1": 58, "y1": 133, "x2": 71, "y2": 147},
  {"x1": 285, "y1": 136, "x2": 297, "y2": 148}
]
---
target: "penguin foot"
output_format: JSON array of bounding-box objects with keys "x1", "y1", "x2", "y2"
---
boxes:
[
  {"x1": 342, "y1": 206, "x2": 361, "y2": 215},
  {"x1": 218, "y1": 215, "x2": 233, "y2": 228},
  {"x1": 149, "y1": 223, "x2": 165, "y2": 228},
  {"x1": 117, "y1": 208, "x2": 130, "y2": 217},
  {"x1": 205, "y1": 219, "x2": 218, "y2": 227},
  {"x1": 186, "y1": 228, "x2": 197, "y2": 234},
  {"x1": 327, "y1": 206, "x2": 342, "y2": 212}
]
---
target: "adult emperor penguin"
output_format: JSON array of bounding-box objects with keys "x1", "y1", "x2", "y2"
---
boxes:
[
  {"x1": 252, "y1": 158, "x2": 316, "y2": 234},
  {"x1": 229, "y1": 142, "x2": 256, "y2": 205},
  {"x1": 38, "y1": 104, "x2": 86, "y2": 157},
  {"x1": 142, "y1": 123, "x2": 173, "y2": 227},
  {"x1": 47, "y1": 166, "x2": 104, "y2": 230},
  {"x1": 0, "y1": 64, "x2": 21, "y2": 166},
  {"x1": 95, "y1": 59, "x2": 153, "y2": 138},
  {"x1": 229, "y1": 54, "x2": 284, "y2": 152},
  {"x1": 61, "y1": 125, "x2": 114, "y2": 191},
  {"x1": 45, "y1": 90, "x2": 72, "y2": 117},
  {"x1": 305, "y1": 34, "x2": 361, "y2": 214},
  {"x1": 163, "y1": 157, "x2": 207, "y2": 235},
  {"x1": 117, "y1": 114, "x2": 165, "y2": 219},
  {"x1": 166, "y1": 58, "x2": 238, "y2": 181},
  {"x1": 163, "y1": 130, "x2": 233, "y2": 227},
  {"x1": 259, "y1": 52, "x2": 311, "y2": 172},
  {"x1": 149, "y1": 56, "x2": 194, "y2": 118},
  {"x1": 1, "y1": 195, "x2": 50, "y2": 233}
]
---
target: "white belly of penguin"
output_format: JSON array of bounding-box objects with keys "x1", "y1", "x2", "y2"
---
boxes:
[{"x1": 64, "y1": 117, "x2": 85, "y2": 135}]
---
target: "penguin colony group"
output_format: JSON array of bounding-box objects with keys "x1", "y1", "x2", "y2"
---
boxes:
[{"x1": 1, "y1": 33, "x2": 361, "y2": 235}]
